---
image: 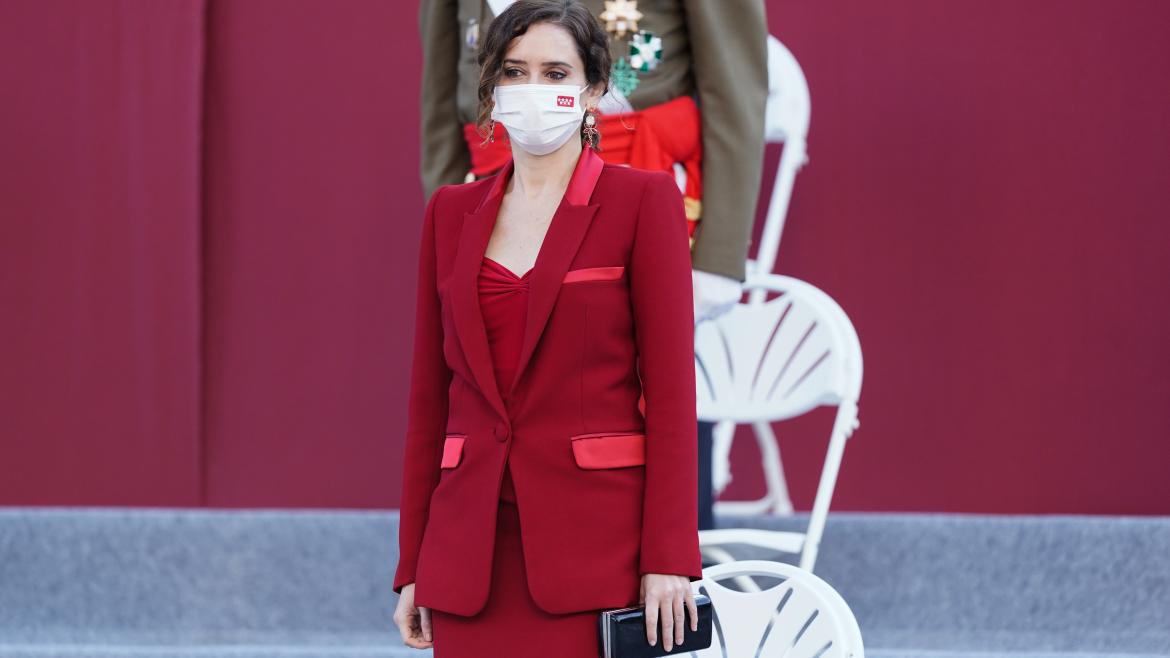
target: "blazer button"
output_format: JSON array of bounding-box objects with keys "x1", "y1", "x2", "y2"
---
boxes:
[{"x1": 494, "y1": 422, "x2": 509, "y2": 442}]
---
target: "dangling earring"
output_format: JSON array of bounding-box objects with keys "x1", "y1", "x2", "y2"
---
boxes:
[
  {"x1": 582, "y1": 105, "x2": 599, "y2": 148},
  {"x1": 487, "y1": 118, "x2": 496, "y2": 143}
]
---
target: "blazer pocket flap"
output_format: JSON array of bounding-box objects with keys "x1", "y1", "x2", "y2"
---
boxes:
[
  {"x1": 563, "y1": 265, "x2": 625, "y2": 284},
  {"x1": 440, "y1": 434, "x2": 466, "y2": 469},
  {"x1": 570, "y1": 431, "x2": 646, "y2": 469}
]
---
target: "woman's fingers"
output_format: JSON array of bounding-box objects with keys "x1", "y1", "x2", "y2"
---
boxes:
[
  {"x1": 672, "y1": 592, "x2": 686, "y2": 648},
  {"x1": 645, "y1": 594, "x2": 658, "y2": 646},
  {"x1": 392, "y1": 585, "x2": 434, "y2": 650},
  {"x1": 407, "y1": 604, "x2": 430, "y2": 646},
  {"x1": 642, "y1": 574, "x2": 692, "y2": 649},
  {"x1": 419, "y1": 605, "x2": 433, "y2": 643},
  {"x1": 686, "y1": 588, "x2": 698, "y2": 632},
  {"x1": 404, "y1": 605, "x2": 433, "y2": 649},
  {"x1": 660, "y1": 595, "x2": 677, "y2": 651}
]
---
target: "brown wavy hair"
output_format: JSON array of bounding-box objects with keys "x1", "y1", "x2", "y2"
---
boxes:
[{"x1": 474, "y1": 0, "x2": 612, "y2": 150}]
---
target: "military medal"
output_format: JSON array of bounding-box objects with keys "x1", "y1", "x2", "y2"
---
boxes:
[
  {"x1": 599, "y1": 0, "x2": 643, "y2": 39},
  {"x1": 627, "y1": 29, "x2": 662, "y2": 72},
  {"x1": 600, "y1": 1, "x2": 659, "y2": 97},
  {"x1": 611, "y1": 57, "x2": 640, "y2": 96}
]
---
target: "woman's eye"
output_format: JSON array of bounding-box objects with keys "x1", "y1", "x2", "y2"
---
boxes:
[
  {"x1": 547, "y1": 71, "x2": 566, "y2": 81},
  {"x1": 504, "y1": 68, "x2": 523, "y2": 78}
]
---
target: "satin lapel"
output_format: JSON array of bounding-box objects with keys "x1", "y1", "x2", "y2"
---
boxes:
[
  {"x1": 451, "y1": 160, "x2": 514, "y2": 422},
  {"x1": 510, "y1": 147, "x2": 605, "y2": 395},
  {"x1": 450, "y1": 147, "x2": 606, "y2": 421}
]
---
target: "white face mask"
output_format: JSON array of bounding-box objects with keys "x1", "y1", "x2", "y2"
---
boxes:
[{"x1": 491, "y1": 83, "x2": 590, "y2": 156}]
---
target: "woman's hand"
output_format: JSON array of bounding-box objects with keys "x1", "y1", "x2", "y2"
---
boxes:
[
  {"x1": 393, "y1": 582, "x2": 434, "y2": 649},
  {"x1": 640, "y1": 573, "x2": 698, "y2": 651}
]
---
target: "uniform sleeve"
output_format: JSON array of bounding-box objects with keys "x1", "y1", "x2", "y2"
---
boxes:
[
  {"x1": 629, "y1": 172, "x2": 704, "y2": 580},
  {"x1": 418, "y1": 0, "x2": 472, "y2": 200},
  {"x1": 681, "y1": 0, "x2": 769, "y2": 282},
  {"x1": 392, "y1": 185, "x2": 455, "y2": 595}
]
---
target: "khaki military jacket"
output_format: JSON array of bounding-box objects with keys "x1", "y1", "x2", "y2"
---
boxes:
[{"x1": 418, "y1": 0, "x2": 767, "y2": 281}]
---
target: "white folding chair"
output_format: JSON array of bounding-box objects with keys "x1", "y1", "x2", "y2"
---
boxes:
[
  {"x1": 747, "y1": 34, "x2": 812, "y2": 285},
  {"x1": 695, "y1": 273, "x2": 862, "y2": 572},
  {"x1": 687, "y1": 559, "x2": 865, "y2": 658}
]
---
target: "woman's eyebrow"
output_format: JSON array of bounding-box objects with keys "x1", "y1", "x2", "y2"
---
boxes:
[{"x1": 503, "y1": 58, "x2": 574, "y2": 68}]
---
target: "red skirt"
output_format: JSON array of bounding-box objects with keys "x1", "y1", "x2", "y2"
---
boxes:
[{"x1": 428, "y1": 468, "x2": 604, "y2": 658}]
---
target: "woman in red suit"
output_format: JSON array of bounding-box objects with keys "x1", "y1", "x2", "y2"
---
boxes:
[{"x1": 392, "y1": 2, "x2": 701, "y2": 655}]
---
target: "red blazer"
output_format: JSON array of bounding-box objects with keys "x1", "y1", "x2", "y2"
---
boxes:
[{"x1": 393, "y1": 145, "x2": 701, "y2": 617}]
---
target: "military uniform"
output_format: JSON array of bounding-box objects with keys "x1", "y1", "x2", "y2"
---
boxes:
[{"x1": 418, "y1": 0, "x2": 768, "y2": 282}]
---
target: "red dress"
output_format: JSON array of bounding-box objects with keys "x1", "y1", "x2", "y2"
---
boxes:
[{"x1": 427, "y1": 255, "x2": 603, "y2": 657}]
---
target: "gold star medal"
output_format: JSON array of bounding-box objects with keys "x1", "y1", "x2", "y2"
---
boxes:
[{"x1": 598, "y1": 0, "x2": 643, "y2": 39}]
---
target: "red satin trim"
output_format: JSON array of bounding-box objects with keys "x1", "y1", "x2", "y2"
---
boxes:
[
  {"x1": 566, "y1": 143, "x2": 606, "y2": 206},
  {"x1": 440, "y1": 434, "x2": 465, "y2": 468},
  {"x1": 563, "y1": 265, "x2": 625, "y2": 283},
  {"x1": 471, "y1": 140, "x2": 604, "y2": 216},
  {"x1": 569, "y1": 432, "x2": 646, "y2": 469}
]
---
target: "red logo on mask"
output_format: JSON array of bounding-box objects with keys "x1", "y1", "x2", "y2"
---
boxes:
[{"x1": 556, "y1": 96, "x2": 575, "y2": 107}]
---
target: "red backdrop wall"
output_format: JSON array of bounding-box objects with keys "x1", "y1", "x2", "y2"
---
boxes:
[{"x1": 2, "y1": 0, "x2": 1167, "y2": 513}]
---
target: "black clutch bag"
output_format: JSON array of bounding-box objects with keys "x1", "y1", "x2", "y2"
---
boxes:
[{"x1": 597, "y1": 593, "x2": 713, "y2": 658}]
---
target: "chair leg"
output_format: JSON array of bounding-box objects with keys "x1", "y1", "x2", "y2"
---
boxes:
[
  {"x1": 712, "y1": 419, "x2": 795, "y2": 517},
  {"x1": 800, "y1": 408, "x2": 854, "y2": 572},
  {"x1": 711, "y1": 419, "x2": 736, "y2": 495},
  {"x1": 753, "y1": 419, "x2": 794, "y2": 515}
]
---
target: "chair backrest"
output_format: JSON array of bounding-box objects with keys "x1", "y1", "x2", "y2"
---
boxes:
[
  {"x1": 690, "y1": 559, "x2": 864, "y2": 658},
  {"x1": 751, "y1": 34, "x2": 812, "y2": 280},
  {"x1": 764, "y1": 34, "x2": 811, "y2": 147},
  {"x1": 695, "y1": 273, "x2": 863, "y2": 424}
]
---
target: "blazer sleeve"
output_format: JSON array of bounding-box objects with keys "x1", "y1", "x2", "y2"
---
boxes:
[
  {"x1": 629, "y1": 172, "x2": 704, "y2": 580},
  {"x1": 419, "y1": 0, "x2": 472, "y2": 200},
  {"x1": 682, "y1": 0, "x2": 769, "y2": 283},
  {"x1": 392, "y1": 185, "x2": 455, "y2": 595}
]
